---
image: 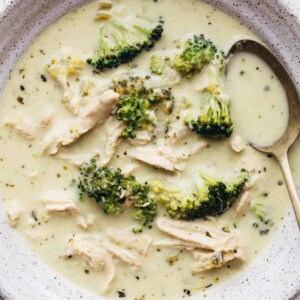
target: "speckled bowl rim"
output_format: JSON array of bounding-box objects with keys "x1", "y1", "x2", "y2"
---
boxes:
[{"x1": 0, "y1": 0, "x2": 299, "y2": 299}]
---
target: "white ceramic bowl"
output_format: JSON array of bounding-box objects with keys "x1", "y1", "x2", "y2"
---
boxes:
[{"x1": 0, "y1": 1, "x2": 299, "y2": 299}]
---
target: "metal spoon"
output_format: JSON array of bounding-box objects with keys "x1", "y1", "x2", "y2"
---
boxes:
[{"x1": 227, "y1": 39, "x2": 300, "y2": 227}]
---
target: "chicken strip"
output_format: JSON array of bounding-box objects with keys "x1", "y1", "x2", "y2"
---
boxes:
[
  {"x1": 167, "y1": 110, "x2": 191, "y2": 144},
  {"x1": 192, "y1": 248, "x2": 244, "y2": 272},
  {"x1": 41, "y1": 89, "x2": 119, "y2": 155},
  {"x1": 155, "y1": 217, "x2": 246, "y2": 271},
  {"x1": 102, "y1": 239, "x2": 140, "y2": 267},
  {"x1": 101, "y1": 116, "x2": 124, "y2": 165},
  {"x1": 153, "y1": 238, "x2": 198, "y2": 251},
  {"x1": 106, "y1": 229, "x2": 152, "y2": 255},
  {"x1": 65, "y1": 234, "x2": 115, "y2": 292},
  {"x1": 57, "y1": 150, "x2": 100, "y2": 167},
  {"x1": 127, "y1": 139, "x2": 207, "y2": 172},
  {"x1": 128, "y1": 130, "x2": 153, "y2": 145},
  {"x1": 230, "y1": 134, "x2": 247, "y2": 153},
  {"x1": 40, "y1": 190, "x2": 87, "y2": 228},
  {"x1": 40, "y1": 107, "x2": 53, "y2": 128},
  {"x1": 234, "y1": 172, "x2": 260, "y2": 216},
  {"x1": 5, "y1": 112, "x2": 37, "y2": 140},
  {"x1": 235, "y1": 190, "x2": 252, "y2": 217}
]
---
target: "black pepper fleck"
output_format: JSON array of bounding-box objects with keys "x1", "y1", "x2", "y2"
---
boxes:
[
  {"x1": 117, "y1": 290, "x2": 126, "y2": 298},
  {"x1": 17, "y1": 96, "x2": 24, "y2": 105},
  {"x1": 41, "y1": 74, "x2": 47, "y2": 82}
]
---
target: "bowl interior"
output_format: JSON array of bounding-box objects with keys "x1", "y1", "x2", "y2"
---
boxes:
[{"x1": 0, "y1": 1, "x2": 299, "y2": 299}]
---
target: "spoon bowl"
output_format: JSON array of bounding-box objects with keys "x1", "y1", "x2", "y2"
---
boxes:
[{"x1": 227, "y1": 39, "x2": 300, "y2": 227}]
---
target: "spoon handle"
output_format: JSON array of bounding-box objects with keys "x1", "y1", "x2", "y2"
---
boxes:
[{"x1": 277, "y1": 153, "x2": 300, "y2": 227}]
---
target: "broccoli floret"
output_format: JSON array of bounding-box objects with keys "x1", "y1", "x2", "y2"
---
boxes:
[
  {"x1": 78, "y1": 160, "x2": 125, "y2": 214},
  {"x1": 185, "y1": 91, "x2": 233, "y2": 138},
  {"x1": 173, "y1": 35, "x2": 217, "y2": 78},
  {"x1": 77, "y1": 160, "x2": 157, "y2": 226},
  {"x1": 185, "y1": 46, "x2": 231, "y2": 139},
  {"x1": 150, "y1": 54, "x2": 166, "y2": 75},
  {"x1": 87, "y1": 17, "x2": 164, "y2": 70},
  {"x1": 151, "y1": 169, "x2": 249, "y2": 220},
  {"x1": 198, "y1": 170, "x2": 249, "y2": 216},
  {"x1": 113, "y1": 76, "x2": 174, "y2": 138}
]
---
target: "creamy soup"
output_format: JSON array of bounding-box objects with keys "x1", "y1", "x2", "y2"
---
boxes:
[{"x1": 0, "y1": 0, "x2": 298, "y2": 299}]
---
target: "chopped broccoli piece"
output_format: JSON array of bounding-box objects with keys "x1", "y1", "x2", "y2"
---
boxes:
[
  {"x1": 185, "y1": 91, "x2": 233, "y2": 139},
  {"x1": 123, "y1": 175, "x2": 157, "y2": 226},
  {"x1": 151, "y1": 169, "x2": 249, "y2": 220},
  {"x1": 150, "y1": 54, "x2": 166, "y2": 75},
  {"x1": 77, "y1": 159, "x2": 156, "y2": 226},
  {"x1": 113, "y1": 76, "x2": 173, "y2": 102},
  {"x1": 250, "y1": 199, "x2": 271, "y2": 224},
  {"x1": 132, "y1": 196, "x2": 157, "y2": 227},
  {"x1": 132, "y1": 225, "x2": 143, "y2": 233},
  {"x1": 46, "y1": 55, "x2": 84, "y2": 79},
  {"x1": 116, "y1": 93, "x2": 152, "y2": 139},
  {"x1": 173, "y1": 35, "x2": 218, "y2": 78},
  {"x1": 113, "y1": 76, "x2": 174, "y2": 138},
  {"x1": 87, "y1": 17, "x2": 164, "y2": 70}
]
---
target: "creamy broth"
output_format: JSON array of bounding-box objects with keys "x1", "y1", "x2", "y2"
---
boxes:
[
  {"x1": 0, "y1": 0, "x2": 297, "y2": 299},
  {"x1": 226, "y1": 52, "x2": 289, "y2": 146}
]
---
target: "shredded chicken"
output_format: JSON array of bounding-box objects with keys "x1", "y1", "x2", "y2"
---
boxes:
[
  {"x1": 128, "y1": 145, "x2": 174, "y2": 171},
  {"x1": 101, "y1": 117, "x2": 124, "y2": 165},
  {"x1": 102, "y1": 239, "x2": 140, "y2": 267},
  {"x1": 7, "y1": 204, "x2": 22, "y2": 227},
  {"x1": 106, "y1": 229, "x2": 152, "y2": 255},
  {"x1": 235, "y1": 191, "x2": 252, "y2": 216},
  {"x1": 41, "y1": 90, "x2": 119, "y2": 155},
  {"x1": 57, "y1": 150, "x2": 100, "y2": 167},
  {"x1": 153, "y1": 238, "x2": 198, "y2": 251},
  {"x1": 129, "y1": 130, "x2": 153, "y2": 145},
  {"x1": 40, "y1": 190, "x2": 87, "y2": 228},
  {"x1": 167, "y1": 110, "x2": 191, "y2": 144},
  {"x1": 127, "y1": 139, "x2": 207, "y2": 171},
  {"x1": 65, "y1": 234, "x2": 115, "y2": 292},
  {"x1": 121, "y1": 163, "x2": 138, "y2": 176},
  {"x1": 46, "y1": 52, "x2": 85, "y2": 114},
  {"x1": 230, "y1": 134, "x2": 247, "y2": 153},
  {"x1": 40, "y1": 108, "x2": 53, "y2": 128},
  {"x1": 244, "y1": 173, "x2": 260, "y2": 190},
  {"x1": 234, "y1": 173, "x2": 260, "y2": 216},
  {"x1": 57, "y1": 75, "x2": 81, "y2": 113},
  {"x1": 192, "y1": 248, "x2": 242, "y2": 272},
  {"x1": 5, "y1": 112, "x2": 37, "y2": 139},
  {"x1": 65, "y1": 231, "x2": 151, "y2": 291},
  {"x1": 155, "y1": 217, "x2": 246, "y2": 271}
]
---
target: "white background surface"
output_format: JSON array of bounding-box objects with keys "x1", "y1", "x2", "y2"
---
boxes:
[{"x1": 0, "y1": 0, "x2": 299, "y2": 299}]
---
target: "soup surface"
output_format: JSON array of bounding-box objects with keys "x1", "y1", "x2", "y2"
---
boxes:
[{"x1": 0, "y1": 0, "x2": 298, "y2": 299}]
